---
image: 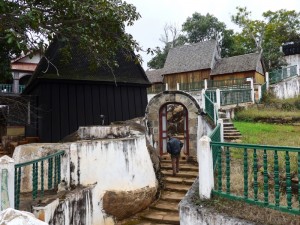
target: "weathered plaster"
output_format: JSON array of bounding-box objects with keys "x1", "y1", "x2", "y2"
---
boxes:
[{"x1": 270, "y1": 76, "x2": 300, "y2": 99}]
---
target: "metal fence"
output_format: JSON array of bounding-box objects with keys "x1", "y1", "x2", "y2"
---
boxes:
[
  {"x1": 207, "y1": 78, "x2": 250, "y2": 89},
  {"x1": 14, "y1": 150, "x2": 65, "y2": 209},
  {"x1": 147, "y1": 84, "x2": 165, "y2": 94},
  {"x1": 220, "y1": 89, "x2": 252, "y2": 106},
  {"x1": 179, "y1": 81, "x2": 204, "y2": 92},
  {"x1": 211, "y1": 141, "x2": 300, "y2": 215},
  {"x1": 0, "y1": 84, "x2": 13, "y2": 93},
  {"x1": 269, "y1": 65, "x2": 298, "y2": 84}
]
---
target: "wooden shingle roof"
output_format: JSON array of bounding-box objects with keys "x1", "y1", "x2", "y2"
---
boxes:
[
  {"x1": 25, "y1": 39, "x2": 150, "y2": 93},
  {"x1": 163, "y1": 40, "x2": 218, "y2": 75},
  {"x1": 145, "y1": 69, "x2": 164, "y2": 83},
  {"x1": 210, "y1": 53, "x2": 264, "y2": 75}
]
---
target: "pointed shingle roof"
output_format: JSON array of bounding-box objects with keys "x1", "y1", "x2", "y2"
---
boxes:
[
  {"x1": 210, "y1": 53, "x2": 264, "y2": 75},
  {"x1": 163, "y1": 40, "x2": 219, "y2": 75},
  {"x1": 145, "y1": 69, "x2": 164, "y2": 83}
]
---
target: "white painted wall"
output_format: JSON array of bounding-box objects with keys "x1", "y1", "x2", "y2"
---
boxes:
[
  {"x1": 270, "y1": 76, "x2": 300, "y2": 99},
  {"x1": 285, "y1": 54, "x2": 300, "y2": 72}
]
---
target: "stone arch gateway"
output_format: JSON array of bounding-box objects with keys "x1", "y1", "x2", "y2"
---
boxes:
[{"x1": 145, "y1": 91, "x2": 204, "y2": 161}]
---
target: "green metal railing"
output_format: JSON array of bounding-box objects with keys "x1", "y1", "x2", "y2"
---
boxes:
[
  {"x1": 179, "y1": 81, "x2": 204, "y2": 92},
  {"x1": 0, "y1": 84, "x2": 13, "y2": 93},
  {"x1": 269, "y1": 65, "x2": 298, "y2": 84},
  {"x1": 220, "y1": 89, "x2": 252, "y2": 106},
  {"x1": 207, "y1": 78, "x2": 250, "y2": 89},
  {"x1": 204, "y1": 94, "x2": 217, "y2": 124},
  {"x1": 19, "y1": 85, "x2": 25, "y2": 93},
  {"x1": 209, "y1": 124, "x2": 221, "y2": 168},
  {"x1": 147, "y1": 84, "x2": 165, "y2": 94},
  {"x1": 205, "y1": 90, "x2": 217, "y2": 103},
  {"x1": 211, "y1": 141, "x2": 300, "y2": 215},
  {"x1": 14, "y1": 150, "x2": 65, "y2": 209}
]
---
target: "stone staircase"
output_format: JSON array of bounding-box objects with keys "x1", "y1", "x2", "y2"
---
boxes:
[
  {"x1": 121, "y1": 157, "x2": 198, "y2": 225},
  {"x1": 218, "y1": 112, "x2": 242, "y2": 142}
]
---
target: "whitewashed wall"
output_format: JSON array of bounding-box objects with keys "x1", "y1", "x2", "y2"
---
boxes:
[{"x1": 270, "y1": 76, "x2": 300, "y2": 99}]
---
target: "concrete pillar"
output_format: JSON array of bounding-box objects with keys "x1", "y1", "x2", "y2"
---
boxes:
[
  {"x1": 201, "y1": 89, "x2": 206, "y2": 111},
  {"x1": 165, "y1": 83, "x2": 168, "y2": 91},
  {"x1": 176, "y1": 83, "x2": 180, "y2": 90},
  {"x1": 204, "y1": 79, "x2": 208, "y2": 90},
  {"x1": 213, "y1": 103, "x2": 219, "y2": 125},
  {"x1": 258, "y1": 85, "x2": 262, "y2": 101},
  {"x1": 217, "y1": 119, "x2": 224, "y2": 142},
  {"x1": 0, "y1": 156, "x2": 15, "y2": 209},
  {"x1": 12, "y1": 72, "x2": 20, "y2": 94},
  {"x1": 265, "y1": 72, "x2": 269, "y2": 90},
  {"x1": 198, "y1": 136, "x2": 214, "y2": 199},
  {"x1": 216, "y1": 89, "x2": 221, "y2": 108},
  {"x1": 247, "y1": 78, "x2": 255, "y2": 103}
]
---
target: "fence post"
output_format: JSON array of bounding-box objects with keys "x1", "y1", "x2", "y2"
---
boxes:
[
  {"x1": 216, "y1": 89, "x2": 221, "y2": 108},
  {"x1": 165, "y1": 83, "x2": 168, "y2": 91},
  {"x1": 0, "y1": 156, "x2": 15, "y2": 210},
  {"x1": 265, "y1": 72, "x2": 269, "y2": 90},
  {"x1": 198, "y1": 136, "x2": 214, "y2": 199},
  {"x1": 204, "y1": 79, "x2": 208, "y2": 90},
  {"x1": 176, "y1": 83, "x2": 180, "y2": 90},
  {"x1": 247, "y1": 78, "x2": 255, "y2": 103},
  {"x1": 201, "y1": 89, "x2": 206, "y2": 112},
  {"x1": 218, "y1": 119, "x2": 224, "y2": 142}
]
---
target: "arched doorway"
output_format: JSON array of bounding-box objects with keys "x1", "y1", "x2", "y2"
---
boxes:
[
  {"x1": 159, "y1": 103, "x2": 189, "y2": 156},
  {"x1": 145, "y1": 91, "x2": 201, "y2": 161}
]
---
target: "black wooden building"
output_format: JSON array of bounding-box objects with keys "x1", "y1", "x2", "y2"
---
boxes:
[{"x1": 23, "y1": 41, "x2": 150, "y2": 142}]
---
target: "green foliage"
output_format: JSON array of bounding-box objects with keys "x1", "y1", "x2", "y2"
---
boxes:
[
  {"x1": 232, "y1": 7, "x2": 300, "y2": 70},
  {"x1": 0, "y1": 0, "x2": 141, "y2": 71}
]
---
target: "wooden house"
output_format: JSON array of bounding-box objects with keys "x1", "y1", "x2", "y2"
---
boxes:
[
  {"x1": 23, "y1": 40, "x2": 150, "y2": 142},
  {"x1": 146, "y1": 40, "x2": 265, "y2": 90},
  {"x1": 145, "y1": 69, "x2": 164, "y2": 93}
]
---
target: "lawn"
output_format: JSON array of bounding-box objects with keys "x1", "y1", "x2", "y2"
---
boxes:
[{"x1": 233, "y1": 121, "x2": 300, "y2": 147}]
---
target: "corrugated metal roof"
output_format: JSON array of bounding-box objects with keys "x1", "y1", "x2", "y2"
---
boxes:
[
  {"x1": 210, "y1": 53, "x2": 263, "y2": 75},
  {"x1": 163, "y1": 40, "x2": 218, "y2": 74}
]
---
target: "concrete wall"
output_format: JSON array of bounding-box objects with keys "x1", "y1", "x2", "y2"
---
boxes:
[
  {"x1": 270, "y1": 76, "x2": 300, "y2": 99},
  {"x1": 13, "y1": 125, "x2": 157, "y2": 225},
  {"x1": 179, "y1": 178, "x2": 254, "y2": 225}
]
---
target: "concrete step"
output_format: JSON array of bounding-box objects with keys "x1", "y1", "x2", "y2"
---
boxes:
[
  {"x1": 160, "y1": 191, "x2": 186, "y2": 202},
  {"x1": 161, "y1": 159, "x2": 190, "y2": 164},
  {"x1": 164, "y1": 183, "x2": 190, "y2": 193},
  {"x1": 150, "y1": 200, "x2": 178, "y2": 212},
  {"x1": 140, "y1": 209, "x2": 179, "y2": 225},
  {"x1": 224, "y1": 132, "x2": 241, "y2": 137},
  {"x1": 161, "y1": 164, "x2": 198, "y2": 172},
  {"x1": 223, "y1": 123, "x2": 234, "y2": 127},
  {"x1": 161, "y1": 170, "x2": 198, "y2": 178},
  {"x1": 164, "y1": 176, "x2": 195, "y2": 185},
  {"x1": 224, "y1": 135, "x2": 242, "y2": 140}
]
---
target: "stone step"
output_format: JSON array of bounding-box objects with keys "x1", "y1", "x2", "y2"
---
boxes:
[
  {"x1": 161, "y1": 159, "x2": 190, "y2": 164},
  {"x1": 224, "y1": 132, "x2": 242, "y2": 137},
  {"x1": 150, "y1": 200, "x2": 178, "y2": 212},
  {"x1": 161, "y1": 164, "x2": 198, "y2": 172},
  {"x1": 161, "y1": 170, "x2": 198, "y2": 178},
  {"x1": 140, "y1": 209, "x2": 179, "y2": 225},
  {"x1": 136, "y1": 222, "x2": 172, "y2": 225},
  {"x1": 223, "y1": 123, "x2": 234, "y2": 127},
  {"x1": 164, "y1": 176, "x2": 195, "y2": 185},
  {"x1": 164, "y1": 183, "x2": 190, "y2": 193},
  {"x1": 224, "y1": 132, "x2": 241, "y2": 135},
  {"x1": 224, "y1": 135, "x2": 242, "y2": 140},
  {"x1": 160, "y1": 191, "x2": 185, "y2": 202}
]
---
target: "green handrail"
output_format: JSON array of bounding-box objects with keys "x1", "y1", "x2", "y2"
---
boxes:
[
  {"x1": 209, "y1": 124, "x2": 221, "y2": 168},
  {"x1": 204, "y1": 94, "x2": 215, "y2": 123},
  {"x1": 205, "y1": 90, "x2": 217, "y2": 103},
  {"x1": 211, "y1": 141, "x2": 300, "y2": 215},
  {"x1": 14, "y1": 150, "x2": 65, "y2": 209}
]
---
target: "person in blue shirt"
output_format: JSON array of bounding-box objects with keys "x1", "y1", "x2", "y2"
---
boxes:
[{"x1": 167, "y1": 134, "x2": 183, "y2": 176}]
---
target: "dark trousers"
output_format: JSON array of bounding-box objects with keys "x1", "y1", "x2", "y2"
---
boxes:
[{"x1": 171, "y1": 155, "x2": 180, "y2": 175}]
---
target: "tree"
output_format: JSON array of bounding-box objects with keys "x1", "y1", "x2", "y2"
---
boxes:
[
  {"x1": 232, "y1": 7, "x2": 300, "y2": 70},
  {"x1": 0, "y1": 0, "x2": 141, "y2": 71},
  {"x1": 148, "y1": 24, "x2": 186, "y2": 69}
]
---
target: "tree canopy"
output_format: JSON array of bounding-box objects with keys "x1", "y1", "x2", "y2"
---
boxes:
[{"x1": 0, "y1": 0, "x2": 141, "y2": 74}]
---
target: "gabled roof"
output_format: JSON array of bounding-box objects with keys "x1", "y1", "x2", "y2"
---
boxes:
[
  {"x1": 25, "y1": 39, "x2": 150, "y2": 92},
  {"x1": 145, "y1": 69, "x2": 164, "y2": 83},
  {"x1": 210, "y1": 53, "x2": 264, "y2": 75},
  {"x1": 163, "y1": 40, "x2": 218, "y2": 75}
]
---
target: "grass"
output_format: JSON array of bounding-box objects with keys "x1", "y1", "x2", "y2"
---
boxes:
[{"x1": 233, "y1": 121, "x2": 300, "y2": 147}]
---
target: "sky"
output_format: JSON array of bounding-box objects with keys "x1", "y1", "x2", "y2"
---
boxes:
[{"x1": 125, "y1": 0, "x2": 300, "y2": 69}]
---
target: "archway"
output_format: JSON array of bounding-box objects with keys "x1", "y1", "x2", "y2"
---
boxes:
[{"x1": 145, "y1": 91, "x2": 201, "y2": 161}]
